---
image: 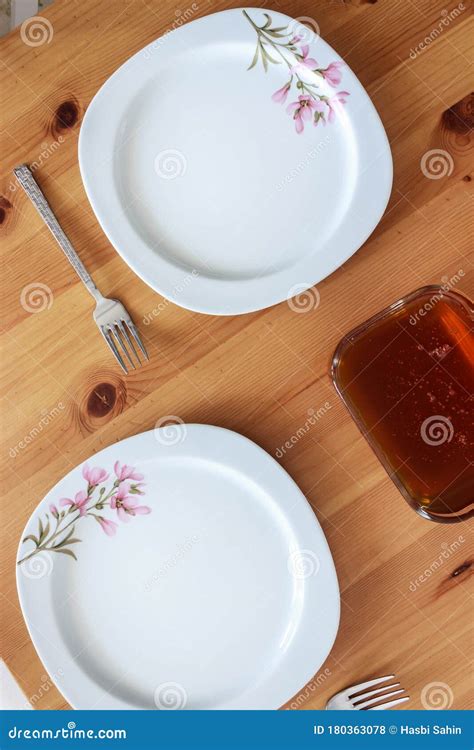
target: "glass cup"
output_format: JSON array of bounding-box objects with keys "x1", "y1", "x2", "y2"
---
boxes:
[{"x1": 331, "y1": 285, "x2": 473, "y2": 522}]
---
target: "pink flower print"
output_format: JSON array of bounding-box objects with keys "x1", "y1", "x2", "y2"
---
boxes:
[
  {"x1": 129, "y1": 482, "x2": 146, "y2": 496},
  {"x1": 313, "y1": 98, "x2": 327, "y2": 126},
  {"x1": 272, "y1": 81, "x2": 291, "y2": 105},
  {"x1": 60, "y1": 490, "x2": 89, "y2": 517},
  {"x1": 97, "y1": 517, "x2": 118, "y2": 537},
  {"x1": 326, "y1": 91, "x2": 350, "y2": 122},
  {"x1": 321, "y1": 61, "x2": 344, "y2": 88},
  {"x1": 291, "y1": 45, "x2": 318, "y2": 74},
  {"x1": 244, "y1": 12, "x2": 350, "y2": 135},
  {"x1": 286, "y1": 95, "x2": 317, "y2": 134},
  {"x1": 111, "y1": 485, "x2": 151, "y2": 522},
  {"x1": 19, "y1": 461, "x2": 153, "y2": 568},
  {"x1": 114, "y1": 461, "x2": 144, "y2": 483},
  {"x1": 82, "y1": 463, "x2": 109, "y2": 487}
]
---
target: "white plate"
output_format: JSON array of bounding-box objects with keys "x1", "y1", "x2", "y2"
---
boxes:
[
  {"x1": 79, "y1": 8, "x2": 392, "y2": 315},
  {"x1": 16, "y1": 426, "x2": 339, "y2": 710}
]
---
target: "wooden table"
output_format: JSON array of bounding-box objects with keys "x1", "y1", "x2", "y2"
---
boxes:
[{"x1": 1, "y1": 0, "x2": 472, "y2": 711}]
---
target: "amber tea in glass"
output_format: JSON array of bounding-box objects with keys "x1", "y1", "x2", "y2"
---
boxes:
[{"x1": 331, "y1": 286, "x2": 473, "y2": 522}]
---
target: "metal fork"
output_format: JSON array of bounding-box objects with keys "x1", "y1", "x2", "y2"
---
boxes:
[
  {"x1": 326, "y1": 674, "x2": 409, "y2": 710},
  {"x1": 14, "y1": 165, "x2": 148, "y2": 373}
]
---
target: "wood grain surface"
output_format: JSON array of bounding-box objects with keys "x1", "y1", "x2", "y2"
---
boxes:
[{"x1": 1, "y1": 0, "x2": 473, "y2": 711}]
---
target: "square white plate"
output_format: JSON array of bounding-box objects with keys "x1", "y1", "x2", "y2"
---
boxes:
[
  {"x1": 17, "y1": 426, "x2": 339, "y2": 709},
  {"x1": 79, "y1": 8, "x2": 392, "y2": 315}
]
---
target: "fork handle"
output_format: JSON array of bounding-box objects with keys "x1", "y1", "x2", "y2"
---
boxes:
[{"x1": 14, "y1": 165, "x2": 102, "y2": 303}]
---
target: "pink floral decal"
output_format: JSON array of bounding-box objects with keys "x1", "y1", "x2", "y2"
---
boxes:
[
  {"x1": 244, "y1": 11, "x2": 350, "y2": 133},
  {"x1": 18, "y1": 462, "x2": 151, "y2": 566},
  {"x1": 110, "y1": 484, "x2": 151, "y2": 523}
]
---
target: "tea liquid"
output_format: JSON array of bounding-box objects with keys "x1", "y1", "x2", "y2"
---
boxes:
[{"x1": 334, "y1": 290, "x2": 473, "y2": 520}]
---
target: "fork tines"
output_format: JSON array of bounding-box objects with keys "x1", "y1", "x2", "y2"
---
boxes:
[
  {"x1": 349, "y1": 675, "x2": 409, "y2": 711},
  {"x1": 101, "y1": 319, "x2": 148, "y2": 374}
]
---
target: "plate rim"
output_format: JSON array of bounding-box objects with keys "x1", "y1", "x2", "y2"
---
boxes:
[
  {"x1": 78, "y1": 7, "x2": 393, "y2": 316},
  {"x1": 16, "y1": 424, "x2": 340, "y2": 710}
]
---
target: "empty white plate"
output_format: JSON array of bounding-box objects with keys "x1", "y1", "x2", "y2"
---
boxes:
[
  {"x1": 17, "y1": 425, "x2": 339, "y2": 709},
  {"x1": 79, "y1": 8, "x2": 392, "y2": 315}
]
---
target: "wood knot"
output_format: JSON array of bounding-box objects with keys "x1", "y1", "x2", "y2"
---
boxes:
[
  {"x1": 52, "y1": 98, "x2": 80, "y2": 136},
  {"x1": 0, "y1": 196, "x2": 12, "y2": 225},
  {"x1": 451, "y1": 560, "x2": 472, "y2": 578},
  {"x1": 73, "y1": 372, "x2": 127, "y2": 434},
  {"x1": 87, "y1": 382, "x2": 117, "y2": 418},
  {"x1": 439, "y1": 93, "x2": 473, "y2": 164},
  {"x1": 442, "y1": 93, "x2": 473, "y2": 135}
]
